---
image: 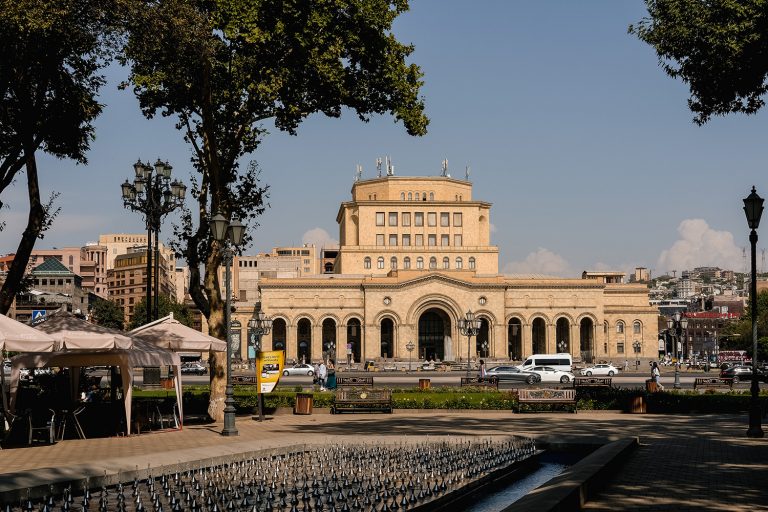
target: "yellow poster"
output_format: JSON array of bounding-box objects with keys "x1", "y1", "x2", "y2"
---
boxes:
[{"x1": 256, "y1": 350, "x2": 284, "y2": 393}]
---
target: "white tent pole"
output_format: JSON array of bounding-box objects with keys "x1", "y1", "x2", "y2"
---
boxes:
[
  {"x1": 123, "y1": 367, "x2": 133, "y2": 435},
  {"x1": 174, "y1": 364, "x2": 183, "y2": 430}
]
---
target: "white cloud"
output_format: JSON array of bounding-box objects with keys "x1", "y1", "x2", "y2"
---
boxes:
[
  {"x1": 502, "y1": 247, "x2": 571, "y2": 276},
  {"x1": 657, "y1": 219, "x2": 741, "y2": 273},
  {"x1": 301, "y1": 227, "x2": 338, "y2": 248}
]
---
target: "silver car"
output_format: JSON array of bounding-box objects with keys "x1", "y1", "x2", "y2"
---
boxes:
[
  {"x1": 282, "y1": 364, "x2": 315, "y2": 377},
  {"x1": 485, "y1": 365, "x2": 541, "y2": 384}
]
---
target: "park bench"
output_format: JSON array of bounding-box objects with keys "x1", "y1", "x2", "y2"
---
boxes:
[
  {"x1": 336, "y1": 376, "x2": 374, "y2": 388},
  {"x1": 331, "y1": 388, "x2": 392, "y2": 414},
  {"x1": 460, "y1": 376, "x2": 499, "y2": 389},
  {"x1": 517, "y1": 388, "x2": 577, "y2": 413},
  {"x1": 693, "y1": 377, "x2": 733, "y2": 390},
  {"x1": 573, "y1": 376, "x2": 612, "y2": 389},
  {"x1": 232, "y1": 375, "x2": 257, "y2": 385}
]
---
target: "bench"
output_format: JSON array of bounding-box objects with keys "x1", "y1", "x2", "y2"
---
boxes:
[
  {"x1": 460, "y1": 377, "x2": 499, "y2": 389},
  {"x1": 232, "y1": 375, "x2": 257, "y2": 385},
  {"x1": 331, "y1": 389, "x2": 393, "y2": 414},
  {"x1": 573, "y1": 377, "x2": 612, "y2": 389},
  {"x1": 693, "y1": 377, "x2": 733, "y2": 390},
  {"x1": 336, "y1": 376, "x2": 374, "y2": 388},
  {"x1": 517, "y1": 388, "x2": 577, "y2": 413}
]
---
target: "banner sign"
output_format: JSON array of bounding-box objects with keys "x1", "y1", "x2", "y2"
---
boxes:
[{"x1": 257, "y1": 350, "x2": 285, "y2": 393}]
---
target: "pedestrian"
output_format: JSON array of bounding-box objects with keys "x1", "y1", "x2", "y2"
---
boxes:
[
  {"x1": 651, "y1": 361, "x2": 664, "y2": 391},
  {"x1": 623, "y1": 359, "x2": 629, "y2": 371},
  {"x1": 318, "y1": 361, "x2": 328, "y2": 391},
  {"x1": 479, "y1": 359, "x2": 486, "y2": 378}
]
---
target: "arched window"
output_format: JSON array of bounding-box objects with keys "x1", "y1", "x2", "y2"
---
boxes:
[
  {"x1": 429, "y1": 192, "x2": 434, "y2": 201},
  {"x1": 456, "y1": 257, "x2": 463, "y2": 269},
  {"x1": 633, "y1": 321, "x2": 641, "y2": 334},
  {"x1": 616, "y1": 321, "x2": 625, "y2": 334},
  {"x1": 364, "y1": 257, "x2": 371, "y2": 269},
  {"x1": 377, "y1": 257, "x2": 385, "y2": 269},
  {"x1": 324, "y1": 262, "x2": 333, "y2": 273},
  {"x1": 422, "y1": 192, "x2": 427, "y2": 201},
  {"x1": 404, "y1": 257, "x2": 411, "y2": 269},
  {"x1": 272, "y1": 318, "x2": 286, "y2": 351},
  {"x1": 469, "y1": 257, "x2": 476, "y2": 269},
  {"x1": 390, "y1": 256, "x2": 397, "y2": 269},
  {"x1": 442, "y1": 257, "x2": 450, "y2": 269},
  {"x1": 400, "y1": 192, "x2": 405, "y2": 200},
  {"x1": 416, "y1": 257, "x2": 424, "y2": 269},
  {"x1": 429, "y1": 257, "x2": 437, "y2": 269},
  {"x1": 413, "y1": 192, "x2": 418, "y2": 201},
  {"x1": 408, "y1": 192, "x2": 412, "y2": 200}
]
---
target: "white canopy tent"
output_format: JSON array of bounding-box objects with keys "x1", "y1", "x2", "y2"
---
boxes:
[
  {"x1": 8, "y1": 312, "x2": 182, "y2": 436},
  {"x1": 130, "y1": 313, "x2": 226, "y2": 352}
]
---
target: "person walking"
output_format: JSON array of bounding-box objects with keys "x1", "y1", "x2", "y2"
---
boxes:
[
  {"x1": 479, "y1": 359, "x2": 487, "y2": 378},
  {"x1": 318, "y1": 361, "x2": 328, "y2": 391},
  {"x1": 651, "y1": 361, "x2": 664, "y2": 391}
]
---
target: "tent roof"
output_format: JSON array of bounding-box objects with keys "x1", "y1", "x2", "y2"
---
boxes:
[
  {"x1": 34, "y1": 310, "x2": 133, "y2": 349},
  {"x1": 130, "y1": 314, "x2": 226, "y2": 352},
  {"x1": 0, "y1": 314, "x2": 56, "y2": 352}
]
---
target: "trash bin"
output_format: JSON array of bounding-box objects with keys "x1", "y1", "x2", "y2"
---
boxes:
[
  {"x1": 294, "y1": 393, "x2": 313, "y2": 415},
  {"x1": 419, "y1": 378, "x2": 431, "y2": 390},
  {"x1": 645, "y1": 379, "x2": 659, "y2": 393},
  {"x1": 628, "y1": 395, "x2": 646, "y2": 414}
]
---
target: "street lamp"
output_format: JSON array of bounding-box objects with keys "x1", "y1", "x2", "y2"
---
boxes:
[
  {"x1": 121, "y1": 159, "x2": 186, "y2": 322},
  {"x1": 633, "y1": 340, "x2": 642, "y2": 369},
  {"x1": 324, "y1": 340, "x2": 336, "y2": 365},
  {"x1": 459, "y1": 310, "x2": 481, "y2": 377},
  {"x1": 557, "y1": 340, "x2": 567, "y2": 354},
  {"x1": 210, "y1": 213, "x2": 246, "y2": 437},
  {"x1": 248, "y1": 309, "x2": 272, "y2": 422},
  {"x1": 406, "y1": 340, "x2": 415, "y2": 372},
  {"x1": 666, "y1": 312, "x2": 688, "y2": 390},
  {"x1": 743, "y1": 186, "x2": 764, "y2": 438}
]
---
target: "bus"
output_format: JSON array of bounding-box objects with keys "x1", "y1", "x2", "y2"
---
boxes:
[{"x1": 518, "y1": 353, "x2": 573, "y2": 373}]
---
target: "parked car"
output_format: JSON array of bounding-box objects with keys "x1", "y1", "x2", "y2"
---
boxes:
[
  {"x1": 720, "y1": 365, "x2": 768, "y2": 384},
  {"x1": 485, "y1": 365, "x2": 541, "y2": 384},
  {"x1": 580, "y1": 363, "x2": 620, "y2": 377},
  {"x1": 282, "y1": 364, "x2": 315, "y2": 377},
  {"x1": 529, "y1": 366, "x2": 575, "y2": 384},
  {"x1": 181, "y1": 362, "x2": 207, "y2": 375}
]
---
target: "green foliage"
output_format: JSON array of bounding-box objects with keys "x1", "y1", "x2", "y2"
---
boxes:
[
  {"x1": 720, "y1": 290, "x2": 768, "y2": 360},
  {"x1": 630, "y1": 0, "x2": 768, "y2": 125},
  {"x1": 128, "y1": 295, "x2": 194, "y2": 330},
  {"x1": 90, "y1": 297, "x2": 125, "y2": 330}
]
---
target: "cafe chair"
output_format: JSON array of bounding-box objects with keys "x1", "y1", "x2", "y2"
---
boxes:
[
  {"x1": 28, "y1": 408, "x2": 56, "y2": 445},
  {"x1": 155, "y1": 400, "x2": 179, "y2": 430},
  {"x1": 57, "y1": 406, "x2": 86, "y2": 440}
]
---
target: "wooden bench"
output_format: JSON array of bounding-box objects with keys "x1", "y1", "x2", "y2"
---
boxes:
[
  {"x1": 336, "y1": 376, "x2": 374, "y2": 388},
  {"x1": 232, "y1": 375, "x2": 257, "y2": 385},
  {"x1": 460, "y1": 377, "x2": 499, "y2": 389},
  {"x1": 693, "y1": 377, "x2": 733, "y2": 390},
  {"x1": 331, "y1": 389, "x2": 393, "y2": 414},
  {"x1": 517, "y1": 388, "x2": 577, "y2": 413},
  {"x1": 573, "y1": 376, "x2": 612, "y2": 389}
]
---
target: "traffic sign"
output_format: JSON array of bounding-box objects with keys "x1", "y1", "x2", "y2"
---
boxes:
[{"x1": 32, "y1": 310, "x2": 46, "y2": 322}]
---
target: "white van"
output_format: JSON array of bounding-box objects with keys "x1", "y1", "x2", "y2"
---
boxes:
[{"x1": 518, "y1": 353, "x2": 573, "y2": 373}]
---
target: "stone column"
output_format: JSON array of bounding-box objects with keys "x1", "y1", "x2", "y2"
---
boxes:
[{"x1": 286, "y1": 321, "x2": 297, "y2": 361}]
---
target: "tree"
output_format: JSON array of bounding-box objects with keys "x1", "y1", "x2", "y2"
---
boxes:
[
  {"x1": 119, "y1": 0, "x2": 429, "y2": 419},
  {"x1": 721, "y1": 290, "x2": 768, "y2": 361},
  {"x1": 128, "y1": 295, "x2": 193, "y2": 330},
  {"x1": 630, "y1": 0, "x2": 768, "y2": 125},
  {"x1": 0, "y1": 0, "x2": 113, "y2": 313},
  {"x1": 90, "y1": 298, "x2": 125, "y2": 330}
]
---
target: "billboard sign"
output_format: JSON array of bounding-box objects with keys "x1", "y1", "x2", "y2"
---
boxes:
[{"x1": 256, "y1": 350, "x2": 285, "y2": 393}]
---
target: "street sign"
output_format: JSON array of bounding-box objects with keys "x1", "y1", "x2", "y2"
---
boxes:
[{"x1": 32, "y1": 310, "x2": 46, "y2": 322}]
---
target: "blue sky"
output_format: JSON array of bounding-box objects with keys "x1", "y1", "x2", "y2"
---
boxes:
[{"x1": 2, "y1": 1, "x2": 767, "y2": 277}]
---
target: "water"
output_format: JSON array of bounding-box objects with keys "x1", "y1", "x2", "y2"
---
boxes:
[{"x1": 464, "y1": 452, "x2": 578, "y2": 512}]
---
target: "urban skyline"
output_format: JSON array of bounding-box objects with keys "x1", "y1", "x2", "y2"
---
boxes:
[{"x1": 1, "y1": 1, "x2": 767, "y2": 277}]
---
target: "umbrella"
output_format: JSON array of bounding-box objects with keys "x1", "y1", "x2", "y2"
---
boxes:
[{"x1": 130, "y1": 313, "x2": 226, "y2": 352}]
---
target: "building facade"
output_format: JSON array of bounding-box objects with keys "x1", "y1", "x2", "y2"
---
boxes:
[
  {"x1": 244, "y1": 175, "x2": 659, "y2": 365},
  {"x1": 107, "y1": 247, "x2": 174, "y2": 323}
]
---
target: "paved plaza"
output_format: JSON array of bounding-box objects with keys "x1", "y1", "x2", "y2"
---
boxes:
[{"x1": 1, "y1": 410, "x2": 766, "y2": 511}]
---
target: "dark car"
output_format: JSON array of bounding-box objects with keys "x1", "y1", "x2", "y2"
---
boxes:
[
  {"x1": 181, "y1": 362, "x2": 207, "y2": 375},
  {"x1": 485, "y1": 365, "x2": 541, "y2": 384},
  {"x1": 720, "y1": 365, "x2": 767, "y2": 384}
]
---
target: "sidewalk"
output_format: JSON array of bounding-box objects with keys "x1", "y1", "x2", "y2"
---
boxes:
[{"x1": 1, "y1": 411, "x2": 766, "y2": 511}]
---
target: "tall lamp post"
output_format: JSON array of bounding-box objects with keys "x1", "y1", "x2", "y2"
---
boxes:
[
  {"x1": 459, "y1": 310, "x2": 481, "y2": 377},
  {"x1": 248, "y1": 310, "x2": 272, "y2": 422},
  {"x1": 406, "y1": 340, "x2": 415, "y2": 372},
  {"x1": 743, "y1": 186, "x2": 764, "y2": 438},
  {"x1": 324, "y1": 340, "x2": 336, "y2": 365},
  {"x1": 121, "y1": 159, "x2": 186, "y2": 322},
  {"x1": 557, "y1": 340, "x2": 567, "y2": 354},
  {"x1": 667, "y1": 312, "x2": 688, "y2": 390},
  {"x1": 633, "y1": 341, "x2": 641, "y2": 369},
  {"x1": 480, "y1": 340, "x2": 489, "y2": 359},
  {"x1": 210, "y1": 213, "x2": 245, "y2": 437}
]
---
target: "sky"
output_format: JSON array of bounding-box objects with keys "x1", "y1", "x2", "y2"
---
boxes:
[{"x1": 2, "y1": 1, "x2": 767, "y2": 278}]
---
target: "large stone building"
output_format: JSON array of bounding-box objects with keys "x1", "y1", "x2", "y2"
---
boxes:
[
  {"x1": 107, "y1": 247, "x2": 174, "y2": 323},
  {"x1": 240, "y1": 175, "x2": 658, "y2": 365}
]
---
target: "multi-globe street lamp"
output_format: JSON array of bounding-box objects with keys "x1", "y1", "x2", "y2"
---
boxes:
[
  {"x1": 209, "y1": 213, "x2": 245, "y2": 437},
  {"x1": 459, "y1": 310, "x2": 481, "y2": 378},
  {"x1": 743, "y1": 186, "x2": 764, "y2": 438},
  {"x1": 480, "y1": 340, "x2": 489, "y2": 359},
  {"x1": 667, "y1": 312, "x2": 688, "y2": 390},
  {"x1": 121, "y1": 159, "x2": 186, "y2": 322},
  {"x1": 406, "y1": 340, "x2": 415, "y2": 372},
  {"x1": 557, "y1": 340, "x2": 567, "y2": 354},
  {"x1": 633, "y1": 340, "x2": 642, "y2": 369},
  {"x1": 324, "y1": 340, "x2": 336, "y2": 365},
  {"x1": 248, "y1": 310, "x2": 272, "y2": 422}
]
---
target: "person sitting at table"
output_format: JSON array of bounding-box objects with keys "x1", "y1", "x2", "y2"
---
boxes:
[{"x1": 85, "y1": 385, "x2": 101, "y2": 402}]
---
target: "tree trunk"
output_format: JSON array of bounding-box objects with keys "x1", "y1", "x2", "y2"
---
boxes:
[
  {"x1": 0, "y1": 151, "x2": 45, "y2": 314},
  {"x1": 205, "y1": 242, "x2": 226, "y2": 421}
]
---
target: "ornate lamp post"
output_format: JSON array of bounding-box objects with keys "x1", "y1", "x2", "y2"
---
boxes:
[
  {"x1": 557, "y1": 340, "x2": 567, "y2": 354},
  {"x1": 210, "y1": 213, "x2": 246, "y2": 437},
  {"x1": 406, "y1": 340, "x2": 415, "y2": 372},
  {"x1": 633, "y1": 340, "x2": 642, "y2": 369},
  {"x1": 459, "y1": 310, "x2": 481, "y2": 377},
  {"x1": 121, "y1": 160, "x2": 186, "y2": 323},
  {"x1": 743, "y1": 186, "x2": 764, "y2": 438},
  {"x1": 248, "y1": 310, "x2": 272, "y2": 422},
  {"x1": 324, "y1": 340, "x2": 336, "y2": 365},
  {"x1": 666, "y1": 312, "x2": 688, "y2": 390}
]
